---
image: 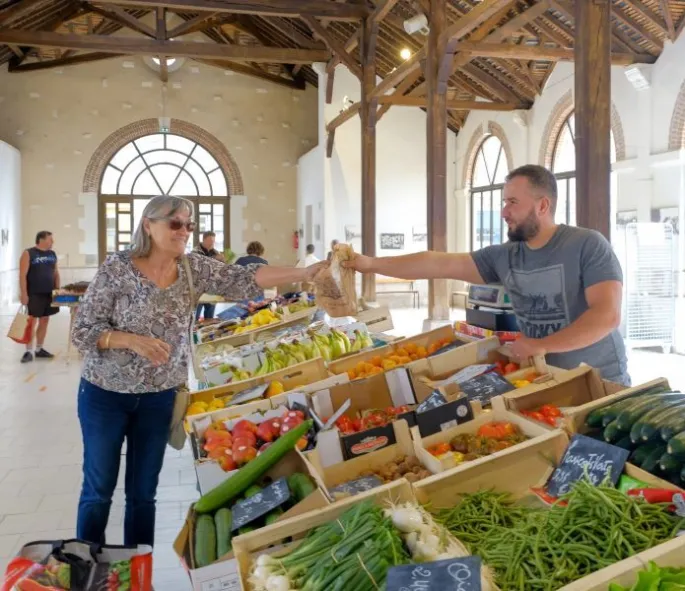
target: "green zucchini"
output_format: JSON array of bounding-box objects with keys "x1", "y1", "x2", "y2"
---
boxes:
[
  {"x1": 660, "y1": 411, "x2": 685, "y2": 442},
  {"x1": 639, "y1": 444, "x2": 667, "y2": 473},
  {"x1": 194, "y1": 420, "x2": 313, "y2": 514},
  {"x1": 287, "y1": 473, "x2": 316, "y2": 502},
  {"x1": 597, "y1": 395, "x2": 651, "y2": 428},
  {"x1": 667, "y1": 430, "x2": 685, "y2": 458},
  {"x1": 265, "y1": 507, "x2": 284, "y2": 526},
  {"x1": 603, "y1": 419, "x2": 627, "y2": 443},
  {"x1": 243, "y1": 485, "x2": 262, "y2": 499},
  {"x1": 584, "y1": 429, "x2": 604, "y2": 441},
  {"x1": 613, "y1": 436, "x2": 635, "y2": 451},
  {"x1": 614, "y1": 394, "x2": 684, "y2": 432},
  {"x1": 214, "y1": 508, "x2": 233, "y2": 557},
  {"x1": 630, "y1": 442, "x2": 664, "y2": 466},
  {"x1": 588, "y1": 385, "x2": 671, "y2": 428},
  {"x1": 659, "y1": 452, "x2": 681, "y2": 474},
  {"x1": 194, "y1": 514, "x2": 217, "y2": 568},
  {"x1": 633, "y1": 398, "x2": 685, "y2": 442}
]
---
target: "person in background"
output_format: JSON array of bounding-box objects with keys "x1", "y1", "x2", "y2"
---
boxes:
[
  {"x1": 346, "y1": 164, "x2": 630, "y2": 386},
  {"x1": 235, "y1": 241, "x2": 268, "y2": 266},
  {"x1": 19, "y1": 231, "x2": 60, "y2": 363},
  {"x1": 194, "y1": 231, "x2": 224, "y2": 321},
  {"x1": 71, "y1": 195, "x2": 325, "y2": 548},
  {"x1": 327, "y1": 239, "x2": 339, "y2": 261}
]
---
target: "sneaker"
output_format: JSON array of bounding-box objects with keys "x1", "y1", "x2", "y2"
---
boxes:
[
  {"x1": 21, "y1": 352, "x2": 33, "y2": 363},
  {"x1": 35, "y1": 349, "x2": 54, "y2": 359}
]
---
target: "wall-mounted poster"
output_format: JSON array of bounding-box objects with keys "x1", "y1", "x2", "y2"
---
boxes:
[
  {"x1": 344, "y1": 225, "x2": 361, "y2": 242},
  {"x1": 380, "y1": 233, "x2": 405, "y2": 250},
  {"x1": 412, "y1": 225, "x2": 427, "y2": 243},
  {"x1": 616, "y1": 210, "x2": 638, "y2": 229},
  {"x1": 652, "y1": 207, "x2": 679, "y2": 235}
]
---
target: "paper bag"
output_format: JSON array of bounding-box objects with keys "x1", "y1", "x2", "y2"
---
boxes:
[
  {"x1": 7, "y1": 306, "x2": 33, "y2": 345},
  {"x1": 313, "y1": 244, "x2": 358, "y2": 317}
]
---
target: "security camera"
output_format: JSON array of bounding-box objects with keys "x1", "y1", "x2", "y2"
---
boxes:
[{"x1": 403, "y1": 14, "x2": 429, "y2": 36}]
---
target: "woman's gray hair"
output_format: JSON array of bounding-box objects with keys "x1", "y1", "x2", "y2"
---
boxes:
[{"x1": 130, "y1": 195, "x2": 194, "y2": 257}]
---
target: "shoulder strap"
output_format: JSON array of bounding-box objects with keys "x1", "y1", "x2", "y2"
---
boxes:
[
  {"x1": 181, "y1": 255, "x2": 196, "y2": 313},
  {"x1": 181, "y1": 255, "x2": 206, "y2": 386}
]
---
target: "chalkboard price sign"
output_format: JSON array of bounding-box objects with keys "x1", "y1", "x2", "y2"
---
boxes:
[
  {"x1": 386, "y1": 556, "x2": 482, "y2": 591},
  {"x1": 416, "y1": 390, "x2": 448, "y2": 414},
  {"x1": 546, "y1": 433, "x2": 630, "y2": 498},
  {"x1": 329, "y1": 475, "x2": 384, "y2": 498},
  {"x1": 230, "y1": 477, "x2": 291, "y2": 531},
  {"x1": 459, "y1": 372, "x2": 516, "y2": 405}
]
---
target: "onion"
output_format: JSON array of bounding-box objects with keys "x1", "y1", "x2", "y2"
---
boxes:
[
  {"x1": 390, "y1": 508, "x2": 423, "y2": 533},
  {"x1": 256, "y1": 554, "x2": 276, "y2": 567},
  {"x1": 266, "y1": 575, "x2": 291, "y2": 591}
]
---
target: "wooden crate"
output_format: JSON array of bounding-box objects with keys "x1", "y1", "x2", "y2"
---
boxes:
[
  {"x1": 411, "y1": 396, "x2": 553, "y2": 474},
  {"x1": 558, "y1": 536, "x2": 685, "y2": 590},
  {"x1": 355, "y1": 305, "x2": 394, "y2": 333},
  {"x1": 189, "y1": 358, "x2": 329, "y2": 406},
  {"x1": 232, "y1": 480, "x2": 416, "y2": 590}
]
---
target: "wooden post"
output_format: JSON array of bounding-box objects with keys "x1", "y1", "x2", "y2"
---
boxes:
[
  {"x1": 574, "y1": 0, "x2": 611, "y2": 239},
  {"x1": 361, "y1": 18, "x2": 378, "y2": 302},
  {"x1": 426, "y1": 0, "x2": 450, "y2": 320}
]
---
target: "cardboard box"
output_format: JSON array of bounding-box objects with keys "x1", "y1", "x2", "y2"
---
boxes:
[
  {"x1": 355, "y1": 305, "x2": 394, "y2": 333},
  {"x1": 173, "y1": 450, "x2": 328, "y2": 591},
  {"x1": 267, "y1": 373, "x2": 350, "y2": 411},
  {"x1": 305, "y1": 419, "x2": 434, "y2": 502},
  {"x1": 455, "y1": 320, "x2": 519, "y2": 344},
  {"x1": 189, "y1": 358, "x2": 329, "y2": 406},
  {"x1": 411, "y1": 396, "x2": 553, "y2": 474}
]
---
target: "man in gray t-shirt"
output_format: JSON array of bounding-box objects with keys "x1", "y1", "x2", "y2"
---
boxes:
[{"x1": 346, "y1": 164, "x2": 630, "y2": 386}]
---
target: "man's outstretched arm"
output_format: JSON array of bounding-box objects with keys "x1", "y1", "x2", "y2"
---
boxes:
[{"x1": 347, "y1": 251, "x2": 486, "y2": 284}]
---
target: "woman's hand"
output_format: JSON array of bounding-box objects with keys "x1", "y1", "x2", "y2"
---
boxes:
[
  {"x1": 303, "y1": 261, "x2": 329, "y2": 282},
  {"x1": 342, "y1": 252, "x2": 374, "y2": 273},
  {"x1": 127, "y1": 334, "x2": 171, "y2": 366}
]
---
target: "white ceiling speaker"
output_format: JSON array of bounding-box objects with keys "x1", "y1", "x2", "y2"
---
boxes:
[{"x1": 403, "y1": 14, "x2": 430, "y2": 36}]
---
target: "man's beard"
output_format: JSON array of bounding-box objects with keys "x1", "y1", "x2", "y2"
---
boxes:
[{"x1": 507, "y1": 209, "x2": 540, "y2": 242}]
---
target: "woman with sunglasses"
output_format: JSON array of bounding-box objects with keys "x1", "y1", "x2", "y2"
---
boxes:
[{"x1": 71, "y1": 195, "x2": 325, "y2": 548}]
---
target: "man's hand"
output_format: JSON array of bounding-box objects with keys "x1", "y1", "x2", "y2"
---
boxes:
[
  {"x1": 343, "y1": 253, "x2": 374, "y2": 273},
  {"x1": 127, "y1": 334, "x2": 171, "y2": 367},
  {"x1": 509, "y1": 335, "x2": 547, "y2": 361},
  {"x1": 20, "y1": 292, "x2": 28, "y2": 306}
]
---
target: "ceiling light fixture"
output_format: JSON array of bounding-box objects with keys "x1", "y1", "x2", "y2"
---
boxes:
[{"x1": 400, "y1": 48, "x2": 411, "y2": 60}]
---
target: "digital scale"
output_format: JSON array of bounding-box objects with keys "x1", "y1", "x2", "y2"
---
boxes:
[{"x1": 466, "y1": 284, "x2": 519, "y2": 332}]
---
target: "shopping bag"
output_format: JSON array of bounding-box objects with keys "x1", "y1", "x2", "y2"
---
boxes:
[
  {"x1": 7, "y1": 306, "x2": 33, "y2": 345},
  {"x1": 2, "y1": 539, "x2": 153, "y2": 591},
  {"x1": 312, "y1": 243, "x2": 358, "y2": 317}
]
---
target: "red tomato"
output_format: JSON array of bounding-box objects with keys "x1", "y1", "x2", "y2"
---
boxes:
[
  {"x1": 281, "y1": 415, "x2": 304, "y2": 435},
  {"x1": 540, "y1": 404, "x2": 562, "y2": 418},
  {"x1": 233, "y1": 433, "x2": 257, "y2": 448},
  {"x1": 352, "y1": 418, "x2": 363, "y2": 432},
  {"x1": 256, "y1": 421, "x2": 276, "y2": 443},
  {"x1": 207, "y1": 446, "x2": 230, "y2": 460},
  {"x1": 296, "y1": 436, "x2": 308, "y2": 451},
  {"x1": 395, "y1": 405, "x2": 411, "y2": 415},
  {"x1": 217, "y1": 455, "x2": 237, "y2": 472},
  {"x1": 504, "y1": 362, "x2": 520, "y2": 375},
  {"x1": 232, "y1": 420, "x2": 258, "y2": 435},
  {"x1": 528, "y1": 411, "x2": 546, "y2": 423}
]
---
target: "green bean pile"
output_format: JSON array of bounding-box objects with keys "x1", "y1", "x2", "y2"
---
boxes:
[{"x1": 432, "y1": 481, "x2": 685, "y2": 591}]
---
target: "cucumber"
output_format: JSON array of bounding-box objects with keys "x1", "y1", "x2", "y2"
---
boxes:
[
  {"x1": 614, "y1": 394, "x2": 684, "y2": 432},
  {"x1": 603, "y1": 419, "x2": 627, "y2": 443},
  {"x1": 659, "y1": 452, "x2": 681, "y2": 474},
  {"x1": 633, "y1": 398, "x2": 685, "y2": 442},
  {"x1": 287, "y1": 473, "x2": 316, "y2": 502},
  {"x1": 639, "y1": 444, "x2": 667, "y2": 473},
  {"x1": 630, "y1": 442, "x2": 664, "y2": 466},
  {"x1": 265, "y1": 507, "x2": 284, "y2": 526},
  {"x1": 195, "y1": 420, "x2": 313, "y2": 514},
  {"x1": 588, "y1": 385, "x2": 672, "y2": 428},
  {"x1": 214, "y1": 508, "x2": 233, "y2": 557},
  {"x1": 194, "y1": 514, "x2": 217, "y2": 568},
  {"x1": 584, "y1": 429, "x2": 604, "y2": 441},
  {"x1": 243, "y1": 485, "x2": 262, "y2": 499},
  {"x1": 660, "y1": 411, "x2": 685, "y2": 442},
  {"x1": 613, "y1": 436, "x2": 635, "y2": 451},
  {"x1": 667, "y1": 430, "x2": 685, "y2": 458},
  {"x1": 597, "y1": 395, "x2": 651, "y2": 428}
]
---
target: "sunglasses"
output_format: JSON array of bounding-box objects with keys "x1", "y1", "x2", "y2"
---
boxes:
[{"x1": 152, "y1": 217, "x2": 196, "y2": 232}]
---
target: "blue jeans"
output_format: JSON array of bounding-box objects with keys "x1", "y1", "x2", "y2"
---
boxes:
[
  {"x1": 195, "y1": 303, "x2": 216, "y2": 321},
  {"x1": 76, "y1": 379, "x2": 175, "y2": 547}
]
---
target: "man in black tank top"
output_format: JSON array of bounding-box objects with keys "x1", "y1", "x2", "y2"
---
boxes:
[{"x1": 19, "y1": 231, "x2": 60, "y2": 363}]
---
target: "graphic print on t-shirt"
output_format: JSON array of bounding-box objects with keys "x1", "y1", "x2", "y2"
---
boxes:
[{"x1": 504, "y1": 265, "x2": 570, "y2": 339}]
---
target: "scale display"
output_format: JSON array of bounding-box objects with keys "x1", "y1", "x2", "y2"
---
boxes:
[{"x1": 468, "y1": 284, "x2": 512, "y2": 309}]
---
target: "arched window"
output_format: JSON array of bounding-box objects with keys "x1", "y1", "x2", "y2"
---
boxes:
[
  {"x1": 552, "y1": 113, "x2": 616, "y2": 226},
  {"x1": 99, "y1": 133, "x2": 229, "y2": 260},
  {"x1": 470, "y1": 135, "x2": 510, "y2": 250}
]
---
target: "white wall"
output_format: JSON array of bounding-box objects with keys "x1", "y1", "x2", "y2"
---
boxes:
[{"x1": 0, "y1": 140, "x2": 21, "y2": 306}]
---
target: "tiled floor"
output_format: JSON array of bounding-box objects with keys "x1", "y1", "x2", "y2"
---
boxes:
[{"x1": 0, "y1": 305, "x2": 683, "y2": 590}]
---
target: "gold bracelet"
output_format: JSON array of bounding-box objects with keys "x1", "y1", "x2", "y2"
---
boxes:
[{"x1": 104, "y1": 331, "x2": 112, "y2": 350}]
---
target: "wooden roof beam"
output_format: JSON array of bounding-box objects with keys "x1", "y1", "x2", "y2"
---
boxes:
[
  {"x1": 615, "y1": 0, "x2": 670, "y2": 40},
  {"x1": 657, "y1": 0, "x2": 676, "y2": 41},
  {"x1": 84, "y1": 3, "x2": 156, "y2": 37},
  {"x1": 452, "y1": 41, "x2": 656, "y2": 64},
  {"x1": 326, "y1": 102, "x2": 361, "y2": 132},
  {"x1": 167, "y1": 12, "x2": 221, "y2": 38},
  {"x1": 196, "y1": 58, "x2": 305, "y2": 89},
  {"x1": 94, "y1": 0, "x2": 369, "y2": 20},
  {"x1": 302, "y1": 15, "x2": 362, "y2": 79},
  {"x1": 8, "y1": 50, "x2": 123, "y2": 72},
  {"x1": 0, "y1": 0, "x2": 45, "y2": 26},
  {"x1": 0, "y1": 28, "x2": 331, "y2": 63},
  {"x1": 377, "y1": 96, "x2": 528, "y2": 110},
  {"x1": 261, "y1": 17, "x2": 324, "y2": 49},
  {"x1": 611, "y1": 4, "x2": 663, "y2": 51}
]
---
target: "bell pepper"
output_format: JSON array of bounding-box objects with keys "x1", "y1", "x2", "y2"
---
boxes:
[
  {"x1": 217, "y1": 455, "x2": 237, "y2": 472},
  {"x1": 280, "y1": 414, "x2": 304, "y2": 435},
  {"x1": 232, "y1": 443, "x2": 257, "y2": 465},
  {"x1": 232, "y1": 419, "x2": 258, "y2": 436},
  {"x1": 256, "y1": 421, "x2": 277, "y2": 443},
  {"x1": 233, "y1": 433, "x2": 257, "y2": 448}
]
